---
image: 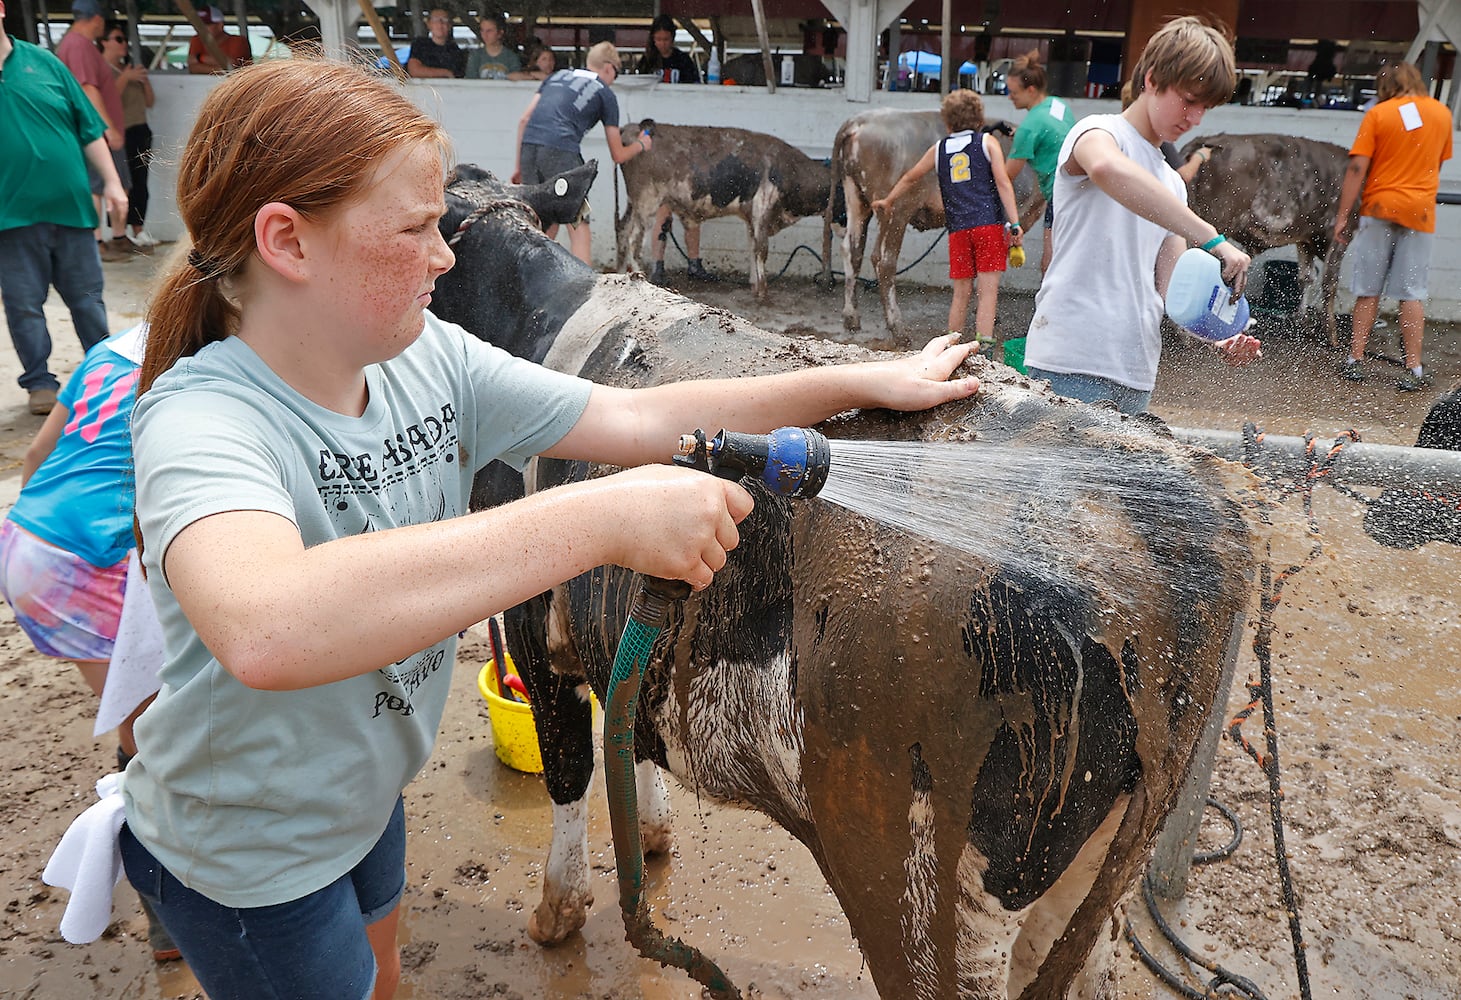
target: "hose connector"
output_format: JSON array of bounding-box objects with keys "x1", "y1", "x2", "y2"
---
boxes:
[{"x1": 674, "y1": 427, "x2": 831, "y2": 499}]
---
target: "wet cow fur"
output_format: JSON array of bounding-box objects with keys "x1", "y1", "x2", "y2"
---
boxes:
[
  {"x1": 1179, "y1": 133, "x2": 1349, "y2": 344},
  {"x1": 435, "y1": 168, "x2": 1257, "y2": 999},
  {"x1": 615, "y1": 122, "x2": 834, "y2": 300},
  {"x1": 820, "y1": 109, "x2": 1042, "y2": 339}
]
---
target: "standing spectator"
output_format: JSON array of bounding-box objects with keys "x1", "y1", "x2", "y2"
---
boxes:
[
  {"x1": 0, "y1": 0, "x2": 127, "y2": 416},
  {"x1": 101, "y1": 20, "x2": 158, "y2": 251},
  {"x1": 871, "y1": 90, "x2": 1023, "y2": 352},
  {"x1": 187, "y1": 6, "x2": 251, "y2": 75},
  {"x1": 465, "y1": 13, "x2": 519, "y2": 80},
  {"x1": 1023, "y1": 16, "x2": 1259, "y2": 415},
  {"x1": 56, "y1": 0, "x2": 132, "y2": 263},
  {"x1": 513, "y1": 41, "x2": 652, "y2": 264},
  {"x1": 406, "y1": 7, "x2": 466, "y2": 79},
  {"x1": 636, "y1": 15, "x2": 713, "y2": 285},
  {"x1": 636, "y1": 13, "x2": 699, "y2": 83},
  {"x1": 508, "y1": 42, "x2": 555, "y2": 81},
  {"x1": 1335, "y1": 61, "x2": 1453, "y2": 391},
  {"x1": 1004, "y1": 50, "x2": 1073, "y2": 273}
]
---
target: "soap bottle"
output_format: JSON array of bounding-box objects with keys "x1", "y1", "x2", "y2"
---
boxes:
[
  {"x1": 707, "y1": 48, "x2": 721, "y2": 85},
  {"x1": 1164, "y1": 246, "x2": 1251, "y2": 341}
]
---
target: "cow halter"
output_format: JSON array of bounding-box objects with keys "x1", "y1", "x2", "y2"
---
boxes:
[{"x1": 446, "y1": 198, "x2": 542, "y2": 247}]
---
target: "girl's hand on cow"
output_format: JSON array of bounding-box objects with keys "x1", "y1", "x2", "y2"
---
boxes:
[
  {"x1": 869, "y1": 197, "x2": 889, "y2": 215},
  {"x1": 865, "y1": 333, "x2": 981, "y2": 410},
  {"x1": 1213, "y1": 241, "x2": 1251, "y2": 300},
  {"x1": 1216, "y1": 332, "x2": 1263, "y2": 367},
  {"x1": 605, "y1": 466, "x2": 753, "y2": 591}
]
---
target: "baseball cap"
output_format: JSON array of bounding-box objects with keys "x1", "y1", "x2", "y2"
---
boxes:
[
  {"x1": 71, "y1": 0, "x2": 104, "y2": 19},
  {"x1": 197, "y1": 6, "x2": 225, "y2": 23}
]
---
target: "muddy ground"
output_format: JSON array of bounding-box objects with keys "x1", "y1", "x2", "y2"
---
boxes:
[{"x1": 1, "y1": 251, "x2": 1457, "y2": 1000}]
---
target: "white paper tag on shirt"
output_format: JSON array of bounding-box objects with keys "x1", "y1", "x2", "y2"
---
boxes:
[
  {"x1": 1399, "y1": 101, "x2": 1423, "y2": 131},
  {"x1": 1050, "y1": 98, "x2": 1068, "y2": 121}
]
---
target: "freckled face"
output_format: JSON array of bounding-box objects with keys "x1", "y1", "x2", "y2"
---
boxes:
[
  {"x1": 1146, "y1": 83, "x2": 1209, "y2": 143},
  {"x1": 313, "y1": 142, "x2": 454, "y2": 364}
]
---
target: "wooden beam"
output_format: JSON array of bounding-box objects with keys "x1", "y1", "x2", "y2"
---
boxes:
[
  {"x1": 357, "y1": 0, "x2": 405, "y2": 78},
  {"x1": 749, "y1": 0, "x2": 776, "y2": 92}
]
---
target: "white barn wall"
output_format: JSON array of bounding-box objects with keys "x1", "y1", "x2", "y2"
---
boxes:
[{"x1": 145, "y1": 76, "x2": 1461, "y2": 319}]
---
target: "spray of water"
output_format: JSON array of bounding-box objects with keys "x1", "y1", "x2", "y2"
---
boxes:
[{"x1": 818, "y1": 439, "x2": 1247, "y2": 611}]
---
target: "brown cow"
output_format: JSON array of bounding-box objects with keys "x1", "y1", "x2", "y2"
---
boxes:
[
  {"x1": 1180, "y1": 133, "x2": 1350, "y2": 344},
  {"x1": 821, "y1": 109, "x2": 1042, "y2": 338},
  {"x1": 615, "y1": 122, "x2": 834, "y2": 300}
]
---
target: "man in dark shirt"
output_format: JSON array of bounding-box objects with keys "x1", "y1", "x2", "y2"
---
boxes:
[
  {"x1": 635, "y1": 14, "x2": 699, "y2": 83},
  {"x1": 406, "y1": 8, "x2": 465, "y2": 79},
  {"x1": 513, "y1": 42, "x2": 652, "y2": 264}
]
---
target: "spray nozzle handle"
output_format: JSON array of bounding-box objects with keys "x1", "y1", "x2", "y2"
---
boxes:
[{"x1": 673, "y1": 427, "x2": 831, "y2": 499}]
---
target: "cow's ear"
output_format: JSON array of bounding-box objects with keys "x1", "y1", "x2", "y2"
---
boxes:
[{"x1": 253, "y1": 201, "x2": 310, "y2": 283}]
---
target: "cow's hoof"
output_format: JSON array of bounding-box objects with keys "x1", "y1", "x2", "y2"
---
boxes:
[
  {"x1": 842, "y1": 314, "x2": 861, "y2": 332},
  {"x1": 640, "y1": 822, "x2": 674, "y2": 856},
  {"x1": 528, "y1": 893, "x2": 593, "y2": 945}
]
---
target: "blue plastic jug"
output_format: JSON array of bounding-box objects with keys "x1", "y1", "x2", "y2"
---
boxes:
[{"x1": 1165, "y1": 247, "x2": 1250, "y2": 341}]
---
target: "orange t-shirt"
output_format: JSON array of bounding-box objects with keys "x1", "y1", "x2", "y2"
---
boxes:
[
  {"x1": 1350, "y1": 93, "x2": 1453, "y2": 232},
  {"x1": 188, "y1": 32, "x2": 253, "y2": 71}
]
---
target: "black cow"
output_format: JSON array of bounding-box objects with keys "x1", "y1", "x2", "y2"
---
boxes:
[{"x1": 435, "y1": 168, "x2": 1256, "y2": 999}]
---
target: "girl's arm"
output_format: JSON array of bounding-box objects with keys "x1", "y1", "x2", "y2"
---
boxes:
[
  {"x1": 21, "y1": 405, "x2": 69, "y2": 486},
  {"x1": 162, "y1": 465, "x2": 752, "y2": 691},
  {"x1": 545, "y1": 333, "x2": 979, "y2": 469},
  {"x1": 605, "y1": 122, "x2": 651, "y2": 165}
]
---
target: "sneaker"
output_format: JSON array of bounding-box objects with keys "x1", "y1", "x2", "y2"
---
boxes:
[
  {"x1": 648, "y1": 262, "x2": 668, "y2": 286},
  {"x1": 97, "y1": 240, "x2": 132, "y2": 264},
  {"x1": 129, "y1": 229, "x2": 159, "y2": 248},
  {"x1": 27, "y1": 388, "x2": 58, "y2": 415},
  {"x1": 686, "y1": 260, "x2": 720, "y2": 282},
  {"x1": 1340, "y1": 361, "x2": 1366, "y2": 382},
  {"x1": 112, "y1": 235, "x2": 151, "y2": 255},
  {"x1": 1396, "y1": 371, "x2": 1433, "y2": 392}
]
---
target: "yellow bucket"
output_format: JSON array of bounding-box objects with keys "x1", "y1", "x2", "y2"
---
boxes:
[{"x1": 477, "y1": 655, "x2": 544, "y2": 774}]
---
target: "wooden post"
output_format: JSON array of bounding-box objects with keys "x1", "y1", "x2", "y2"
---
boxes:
[
  {"x1": 173, "y1": 0, "x2": 235, "y2": 74},
  {"x1": 940, "y1": 0, "x2": 952, "y2": 95},
  {"x1": 122, "y1": 0, "x2": 143, "y2": 65},
  {"x1": 749, "y1": 0, "x2": 776, "y2": 94},
  {"x1": 357, "y1": 0, "x2": 404, "y2": 77}
]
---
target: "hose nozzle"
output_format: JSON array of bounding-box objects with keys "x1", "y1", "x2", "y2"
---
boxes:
[{"x1": 674, "y1": 427, "x2": 831, "y2": 499}]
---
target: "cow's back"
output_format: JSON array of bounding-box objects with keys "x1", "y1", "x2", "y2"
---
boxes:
[
  {"x1": 1183, "y1": 132, "x2": 1348, "y2": 254},
  {"x1": 836, "y1": 109, "x2": 945, "y2": 204}
]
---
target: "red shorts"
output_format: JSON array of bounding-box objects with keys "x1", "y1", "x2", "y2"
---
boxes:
[{"x1": 948, "y1": 224, "x2": 1007, "y2": 279}]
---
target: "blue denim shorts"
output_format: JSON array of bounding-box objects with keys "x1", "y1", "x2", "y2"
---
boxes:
[
  {"x1": 120, "y1": 796, "x2": 406, "y2": 1000},
  {"x1": 1026, "y1": 367, "x2": 1153, "y2": 415}
]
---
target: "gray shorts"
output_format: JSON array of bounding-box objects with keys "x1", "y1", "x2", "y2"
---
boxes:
[
  {"x1": 520, "y1": 144, "x2": 590, "y2": 223},
  {"x1": 1349, "y1": 216, "x2": 1432, "y2": 300},
  {"x1": 87, "y1": 146, "x2": 132, "y2": 196}
]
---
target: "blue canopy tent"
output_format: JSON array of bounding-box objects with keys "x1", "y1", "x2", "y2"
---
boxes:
[{"x1": 897, "y1": 50, "x2": 942, "y2": 77}]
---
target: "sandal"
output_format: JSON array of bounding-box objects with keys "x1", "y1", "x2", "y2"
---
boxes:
[{"x1": 975, "y1": 335, "x2": 997, "y2": 354}]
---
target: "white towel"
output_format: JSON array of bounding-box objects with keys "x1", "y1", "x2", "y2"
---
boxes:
[
  {"x1": 42, "y1": 773, "x2": 128, "y2": 944},
  {"x1": 95, "y1": 551, "x2": 164, "y2": 737}
]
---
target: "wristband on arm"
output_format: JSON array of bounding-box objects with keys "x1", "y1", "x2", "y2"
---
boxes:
[{"x1": 1201, "y1": 234, "x2": 1227, "y2": 253}]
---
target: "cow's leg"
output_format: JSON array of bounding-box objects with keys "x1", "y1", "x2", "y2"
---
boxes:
[
  {"x1": 1006, "y1": 793, "x2": 1131, "y2": 997},
  {"x1": 841, "y1": 182, "x2": 870, "y2": 330},
  {"x1": 747, "y1": 197, "x2": 774, "y2": 300},
  {"x1": 873, "y1": 215, "x2": 911, "y2": 338},
  {"x1": 504, "y1": 595, "x2": 599, "y2": 946},
  {"x1": 636, "y1": 759, "x2": 674, "y2": 854}
]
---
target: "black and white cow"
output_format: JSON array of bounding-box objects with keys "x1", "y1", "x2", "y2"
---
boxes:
[{"x1": 434, "y1": 169, "x2": 1256, "y2": 999}]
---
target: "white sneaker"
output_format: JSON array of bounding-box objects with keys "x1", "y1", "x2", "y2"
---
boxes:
[{"x1": 128, "y1": 229, "x2": 159, "y2": 248}]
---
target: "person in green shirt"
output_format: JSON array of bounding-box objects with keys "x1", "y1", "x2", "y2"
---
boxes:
[
  {"x1": 1004, "y1": 50, "x2": 1074, "y2": 273},
  {"x1": 0, "y1": 0, "x2": 128, "y2": 416}
]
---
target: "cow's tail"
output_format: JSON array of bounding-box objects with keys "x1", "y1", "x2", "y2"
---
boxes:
[{"x1": 818, "y1": 123, "x2": 852, "y2": 288}]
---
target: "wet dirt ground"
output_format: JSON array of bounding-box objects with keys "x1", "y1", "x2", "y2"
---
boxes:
[{"x1": 1, "y1": 251, "x2": 1457, "y2": 999}]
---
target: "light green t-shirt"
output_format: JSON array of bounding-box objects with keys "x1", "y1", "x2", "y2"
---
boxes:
[
  {"x1": 465, "y1": 46, "x2": 522, "y2": 80},
  {"x1": 124, "y1": 313, "x2": 591, "y2": 907},
  {"x1": 1008, "y1": 95, "x2": 1074, "y2": 203}
]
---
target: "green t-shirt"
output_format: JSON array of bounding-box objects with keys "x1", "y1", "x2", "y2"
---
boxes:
[
  {"x1": 124, "y1": 313, "x2": 591, "y2": 907},
  {"x1": 1009, "y1": 95, "x2": 1075, "y2": 202},
  {"x1": 465, "y1": 45, "x2": 522, "y2": 80},
  {"x1": 0, "y1": 40, "x2": 106, "y2": 232}
]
